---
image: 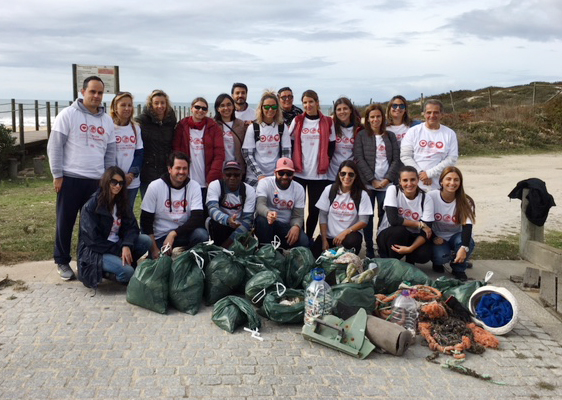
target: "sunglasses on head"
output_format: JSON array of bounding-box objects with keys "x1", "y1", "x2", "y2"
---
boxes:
[
  {"x1": 391, "y1": 104, "x2": 406, "y2": 110},
  {"x1": 225, "y1": 172, "x2": 241, "y2": 178},
  {"x1": 339, "y1": 171, "x2": 355, "y2": 178},
  {"x1": 277, "y1": 170, "x2": 293, "y2": 177},
  {"x1": 193, "y1": 105, "x2": 208, "y2": 111},
  {"x1": 280, "y1": 95, "x2": 293, "y2": 101},
  {"x1": 110, "y1": 179, "x2": 125, "y2": 187},
  {"x1": 263, "y1": 105, "x2": 278, "y2": 110}
]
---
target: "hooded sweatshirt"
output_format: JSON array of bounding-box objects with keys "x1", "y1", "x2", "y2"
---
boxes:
[{"x1": 47, "y1": 99, "x2": 116, "y2": 179}]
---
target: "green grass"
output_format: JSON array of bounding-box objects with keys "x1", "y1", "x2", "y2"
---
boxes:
[{"x1": 473, "y1": 231, "x2": 562, "y2": 260}]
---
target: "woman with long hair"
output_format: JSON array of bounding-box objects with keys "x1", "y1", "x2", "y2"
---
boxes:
[
  {"x1": 173, "y1": 97, "x2": 225, "y2": 197},
  {"x1": 110, "y1": 92, "x2": 144, "y2": 210},
  {"x1": 242, "y1": 90, "x2": 291, "y2": 187},
  {"x1": 428, "y1": 166, "x2": 475, "y2": 281},
  {"x1": 385, "y1": 95, "x2": 420, "y2": 145},
  {"x1": 313, "y1": 160, "x2": 372, "y2": 258},
  {"x1": 327, "y1": 97, "x2": 362, "y2": 181},
  {"x1": 289, "y1": 89, "x2": 336, "y2": 239},
  {"x1": 214, "y1": 93, "x2": 246, "y2": 171},
  {"x1": 136, "y1": 89, "x2": 177, "y2": 198},
  {"x1": 376, "y1": 166, "x2": 435, "y2": 265},
  {"x1": 353, "y1": 103, "x2": 400, "y2": 258},
  {"x1": 78, "y1": 166, "x2": 152, "y2": 287}
]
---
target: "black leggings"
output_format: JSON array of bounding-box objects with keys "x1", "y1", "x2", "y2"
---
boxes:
[
  {"x1": 293, "y1": 177, "x2": 330, "y2": 239},
  {"x1": 376, "y1": 225, "x2": 432, "y2": 264}
]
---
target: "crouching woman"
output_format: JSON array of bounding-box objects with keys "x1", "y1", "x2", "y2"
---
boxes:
[{"x1": 78, "y1": 166, "x2": 152, "y2": 287}]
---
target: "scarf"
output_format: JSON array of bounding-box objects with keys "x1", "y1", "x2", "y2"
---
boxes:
[{"x1": 187, "y1": 116, "x2": 206, "y2": 130}]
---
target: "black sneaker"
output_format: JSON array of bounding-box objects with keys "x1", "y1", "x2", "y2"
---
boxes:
[
  {"x1": 57, "y1": 264, "x2": 76, "y2": 281},
  {"x1": 432, "y1": 264, "x2": 445, "y2": 273},
  {"x1": 366, "y1": 249, "x2": 375, "y2": 259},
  {"x1": 466, "y1": 262, "x2": 473, "y2": 269},
  {"x1": 453, "y1": 271, "x2": 468, "y2": 282}
]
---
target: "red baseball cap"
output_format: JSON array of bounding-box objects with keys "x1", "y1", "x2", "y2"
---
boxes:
[{"x1": 275, "y1": 157, "x2": 295, "y2": 172}]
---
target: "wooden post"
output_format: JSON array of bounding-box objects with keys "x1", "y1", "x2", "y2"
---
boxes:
[
  {"x1": 369, "y1": 98, "x2": 372, "y2": 105},
  {"x1": 11, "y1": 98, "x2": 16, "y2": 132},
  {"x1": 174, "y1": 106, "x2": 177, "y2": 116},
  {"x1": 18, "y1": 104, "x2": 25, "y2": 162},
  {"x1": 420, "y1": 93, "x2": 424, "y2": 114},
  {"x1": 35, "y1": 100, "x2": 40, "y2": 131},
  {"x1": 532, "y1": 83, "x2": 536, "y2": 106},
  {"x1": 184, "y1": 106, "x2": 186, "y2": 117},
  {"x1": 137, "y1": 104, "x2": 141, "y2": 116},
  {"x1": 449, "y1": 91, "x2": 455, "y2": 113},
  {"x1": 103, "y1": 102, "x2": 107, "y2": 111},
  {"x1": 55, "y1": 101, "x2": 59, "y2": 116},
  {"x1": 69, "y1": 101, "x2": 72, "y2": 106},
  {"x1": 46, "y1": 101, "x2": 52, "y2": 136},
  {"x1": 520, "y1": 188, "x2": 544, "y2": 255},
  {"x1": 488, "y1": 88, "x2": 492, "y2": 108}
]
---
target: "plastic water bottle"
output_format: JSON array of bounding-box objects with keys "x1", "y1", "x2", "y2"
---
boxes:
[
  {"x1": 304, "y1": 268, "x2": 333, "y2": 326},
  {"x1": 367, "y1": 261, "x2": 379, "y2": 286},
  {"x1": 389, "y1": 290, "x2": 418, "y2": 337}
]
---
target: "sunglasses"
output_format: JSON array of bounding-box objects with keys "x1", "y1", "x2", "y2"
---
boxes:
[
  {"x1": 280, "y1": 95, "x2": 293, "y2": 101},
  {"x1": 263, "y1": 105, "x2": 278, "y2": 110},
  {"x1": 277, "y1": 171, "x2": 294, "y2": 177},
  {"x1": 391, "y1": 104, "x2": 406, "y2": 110},
  {"x1": 339, "y1": 171, "x2": 355, "y2": 178},
  {"x1": 110, "y1": 179, "x2": 125, "y2": 187},
  {"x1": 193, "y1": 105, "x2": 208, "y2": 111},
  {"x1": 225, "y1": 173, "x2": 241, "y2": 178}
]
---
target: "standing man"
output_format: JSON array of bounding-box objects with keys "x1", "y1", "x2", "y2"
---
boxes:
[
  {"x1": 400, "y1": 99, "x2": 458, "y2": 191},
  {"x1": 140, "y1": 151, "x2": 209, "y2": 258},
  {"x1": 206, "y1": 161, "x2": 256, "y2": 248},
  {"x1": 278, "y1": 87, "x2": 303, "y2": 126},
  {"x1": 255, "y1": 157, "x2": 309, "y2": 249},
  {"x1": 47, "y1": 76, "x2": 116, "y2": 281},
  {"x1": 232, "y1": 82, "x2": 256, "y2": 125}
]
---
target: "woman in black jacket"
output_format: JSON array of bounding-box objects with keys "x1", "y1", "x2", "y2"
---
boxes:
[{"x1": 78, "y1": 167, "x2": 152, "y2": 287}]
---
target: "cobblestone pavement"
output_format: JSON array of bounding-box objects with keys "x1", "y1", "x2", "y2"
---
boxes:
[{"x1": 1, "y1": 276, "x2": 562, "y2": 399}]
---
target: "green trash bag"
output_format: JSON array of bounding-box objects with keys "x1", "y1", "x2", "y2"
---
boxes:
[
  {"x1": 369, "y1": 258, "x2": 432, "y2": 294},
  {"x1": 212, "y1": 295, "x2": 261, "y2": 333},
  {"x1": 302, "y1": 249, "x2": 347, "y2": 288},
  {"x1": 245, "y1": 270, "x2": 284, "y2": 307},
  {"x1": 169, "y1": 249, "x2": 205, "y2": 315},
  {"x1": 442, "y1": 271, "x2": 493, "y2": 308},
  {"x1": 244, "y1": 258, "x2": 272, "y2": 280},
  {"x1": 204, "y1": 252, "x2": 246, "y2": 306},
  {"x1": 284, "y1": 246, "x2": 315, "y2": 289},
  {"x1": 260, "y1": 288, "x2": 305, "y2": 324},
  {"x1": 127, "y1": 254, "x2": 172, "y2": 314},
  {"x1": 230, "y1": 232, "x2": 259, "y2": 257},
  {"x1": 188, "y1": 241, "x2": 226, "y2": 267},
  {"x1": 254, "y1": 237, "x2": 286, "y2": 278},
  {"x1": 331, "y1": 282, "x2": 376, "y2": 320}
]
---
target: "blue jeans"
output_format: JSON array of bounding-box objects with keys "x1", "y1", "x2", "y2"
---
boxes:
[
  {"x1": 255, "y1": 215, "x2": 309, "y2": 249},
  {"x1": 154, "y1": 228, "x2": 209, "y2": 252},
  {"x1": 364, "y1": 189, "x2": 386, "y2": 255},
  {"x1": 127, "y1": 187, "x2": 139, "y2": 212},
  {"x1": 102, "y1": 234, "x2": 152, "y2": 283},
  {"x1": 432, "y1": 232, "x2": 475, "y2": 273}
]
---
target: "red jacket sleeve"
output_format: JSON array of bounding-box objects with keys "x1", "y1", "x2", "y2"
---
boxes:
[
  {"x1": 206, "y1": 120, "x2": 225, "y2": 183},
  {"x1": 173, "y1": 120, "x2": 189, "y2": 155}
]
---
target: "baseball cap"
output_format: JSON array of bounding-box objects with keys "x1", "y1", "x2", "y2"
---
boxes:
[
  {"x1": 275, "y1": 157, "x2": 295, "y2": 172},
  {"x1": 222, "y1": 160, "x2": 242, "y2": 172}
]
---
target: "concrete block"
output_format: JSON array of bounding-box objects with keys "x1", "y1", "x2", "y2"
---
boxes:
[
  {"x1": 539, "y1": 270, "x2": 557, "y2": 308},
  {"x1": 522, "y1": 240, "x2": 562, "y2": 275},
  {"x1": 557, "y1": 278, "x2": 562, "y2": 314},
  {"x1": 523, "y1": 267, "x2": 541, "y2": 288}
]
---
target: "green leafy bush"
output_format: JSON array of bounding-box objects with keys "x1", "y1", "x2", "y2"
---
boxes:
[{"x1": 0, "y1": 124, "x2": 16, "y2": 176}]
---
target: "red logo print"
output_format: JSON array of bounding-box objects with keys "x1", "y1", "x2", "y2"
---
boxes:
[
  {"x1": 274, "y1": 134, "x2": 280, "y2": 142},
  {"x1": 404, "y1": 209, "x2": 412, "y2": 218},
  {"x1": 336, "y1": 137, "x2": 342, "y2": 143},
  {"x1": 116, "y1": 136, "x2": 122, "y2": 143},
  {"x1": 260, "y1": 135, "x2": 266, "y2": 142},
  {"x1": 412, "y1": 212, "x2": 420, "y2": 220},
  {"x1": 444, "y1": 214, "x2": 452, "y2": 223},
  {"x1": 130, "y1": 136, "x2": 136, "y2": 144},
  {"x1": 452, "y1": 216, "x2": 457, "y2": 223},
  {"x1": 347, "y1": 203, "x2": 355, "y2": 211},
  {"x1": 267, "y1": 136, "x2": 274, "y2": 142},
  {"x1": 165, "y1": 200, "x2": 171, "y2": 208},
  {"x1": 89, "y1": 125, "x2": 97, "y2": 134},
  {"x1": 287, "y1": 200, "x2": 294, "y2": 208},
  {"x1": 97, "y1": 127, "x2": 105, "y2": 135},
  {"x1": 173, "y1": 200, "x2": 181, "y2": 209},
  {"x1": 398, "y1": 207, "x2": 404, "y2": 215},
  {"x1": 123, "y1": 136, "x2": 129, "y2": 143},
  {"x1": 350, "y1": 138, "x2": 355, "y2": 144},
  {"x1": 378, "y1": 145, "x2": 385, "y2": 151},
  {"x1": 436, "y1": 141, "x2": 444, "y2": 149},
  {"x1": 181, "y1": 200, "x2": 188, "y2": 208},
  {"x1": 333, "y1": 201, "x2": 340, "y2": 210},
  {"x1": 419, "y1": 140, "x2": 427, "y2": 147},
  {"x1": 343, "y1": 137, "x2": 350, "y2": 144},
  {"x1": 435, "y1": 213, "x2": 442, "y2": 221},
  {"x1": 428, "y1": 141, "x2": 435, "y2": 149},
  {"x1": 80, "y1": 124, "x2": 88, "y2": 132},
  {"x1": 273, "y1": 197, "x2": 280, "y2": 204},
  {"x1": 302, "y1": 128, "x2": 310, "y2": 134},
  {"x1": 340, "y1": 202, "x2": 346, "y2": 210}
]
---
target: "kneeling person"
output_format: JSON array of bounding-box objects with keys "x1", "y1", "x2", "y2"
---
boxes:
[
  {"x1": 206, "y1": 161, "x2": 256, "y2": 248},
  {"x1": 141, "y1": 151, "x2": 209, "y2": 258},
  {"x1": 255, "y1": 158, "x2": 309, "y2": 249}
]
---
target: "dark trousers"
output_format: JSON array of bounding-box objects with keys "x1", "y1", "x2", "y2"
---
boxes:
[
  {"x1": 376, "y1": 225, "x2": 432, "y2": 264},
  {"x1": 364, "y1": 189, "x2": 387, "y2": 254},
  {"x1": 208, "y1": 219, "x2": 235, "y2": 247},
  {"x1": 54, "y1": 176, "x2": 99, "y2": 264},
  {"x1": 293, "y1": 177, "x2": 330, "y2": 239},
  {"x1": 311, "y1": 232, "x2": 363, "y2": 259},
  {"x1": 255, "y1": 215, "x2": 309, "y2": 249},
  {"x1": 154, "y1": 228, "x2": 209, "y2": 251}
]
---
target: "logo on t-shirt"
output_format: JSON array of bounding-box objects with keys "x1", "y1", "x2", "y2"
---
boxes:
[
  {"x1": 80, "y1": 124, "x2": 88, "y2": 132},
  {"x1": 398, "y1": 208, "x2": 420, "y2": 221},
  {"x1": 130, "y1": 135, "x2": 136, "y2": 144},
  {"x1": 164, "y1": 199, "x2": 189, "y2": 210},
  {"x1": 97, "y1": 127, "x2": 105, "y2": 135},
  {"x1": 419, "y1": 140, "x2": 427, "y2": 147}
]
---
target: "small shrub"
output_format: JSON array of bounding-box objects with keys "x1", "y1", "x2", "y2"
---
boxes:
[{"x1": 0, "y1": 124, "x2": 16, "y2": 176}]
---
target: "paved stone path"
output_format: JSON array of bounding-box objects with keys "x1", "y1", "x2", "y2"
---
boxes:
[{"x1": 1, "y1": 273, "x2": 562, "y2": 399}]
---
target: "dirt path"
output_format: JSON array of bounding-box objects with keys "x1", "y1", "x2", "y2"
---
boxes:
[{"x1": 457, "y1": 153, "x2": 562, "y2": 241}]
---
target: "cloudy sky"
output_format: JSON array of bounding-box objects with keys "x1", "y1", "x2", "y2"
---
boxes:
[{"x1": 1, "y1": 0, "x2": 560, "y2": 105}]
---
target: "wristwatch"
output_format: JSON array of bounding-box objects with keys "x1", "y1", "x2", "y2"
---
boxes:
[{"x1": 460, "y1": 246, "x2": 470, "y2": 252}]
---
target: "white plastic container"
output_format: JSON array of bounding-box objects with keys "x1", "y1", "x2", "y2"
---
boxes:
[
  {"x1": 304, "y1": 268, "x2": 333, "y2": 326},
  {"x1": 389, "y1": 290, "x2": 418, "y2": 337}
]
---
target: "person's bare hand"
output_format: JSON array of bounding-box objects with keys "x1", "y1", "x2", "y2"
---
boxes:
[
  {"x1": 122, "y1": 246, "x2": 133, "y2": 266},
  {"x1": 267, "y1": 211, "x2": 278, "y2": 225},
  {"x1": 54, "y1": 177, "x2": 63, "y2": 193},
  {"x1": 228, "y1": 214, "x2": 241, "y2": 229},
  {"x1": 286, "y1": 226, "x2": 300, "y2": 246},
  {"x1": 391, "y1": 244, "x2": 412, "y2": 254}
]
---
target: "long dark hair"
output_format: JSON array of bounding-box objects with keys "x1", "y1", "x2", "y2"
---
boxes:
[
  {"x1": 439, "y1": 166, "x2": 475, "y2": 225},
  {"x1": 98, "y1": 166, "x2": 129, "y2": 218},
  {"x1": 364, "y1": 104, "x2": 387, "y2": 136},
  {"x1": 333, "y1": 97, "x2": 361, "y2": 137},
  {"x1": 335, "y1": 160, "x2": 366, "y2": 198},
  {"x1": 214, "y1": 93, "x2": 236, "y2": 125},
  {"x1": 397, "y1": 165, "x2": 423, "y2": 198}
]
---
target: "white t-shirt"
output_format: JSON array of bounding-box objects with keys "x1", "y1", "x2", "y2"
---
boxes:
[
  {"x1": 289, "y1": 117, "x2": 336, "y2": 180},
  {"x1": 141, "y1": 178, "x2": 203, "y2": 240},
  {"x1": 51, "y1": 105, "x2": 115, "y2": 179},
  {"x1": 387, "y1": 124, "x2": 409, "y2": 144},
  {"x1": 206, "y1": 180, "x2": 256, "y2": 219},
  {"x1": 115, "y1": 123, "x2": 143, "y2": 189},
  {"x1": 316, "y1": 185, "x2": 373, "y2": 239},
  {"x1": 256, "y1": 176, "x2": 305, "y2": 225},
  {"x1": 189, "y1": 127, "x2": 206, "y2": 188},
  {"x1": 327, "y1": 126, "x2": 355, "y2": 181},
  {"x1": 428, "y1": 190, "x2": 473, "y2": 241},
  {"x1": 378, "y1": 184, "x2": 434, "y2": 234},
  {"x1": 235, "y1": 106, "x2": 256, "y2": 122},
  {"x1": 221, "y1": 122, "x2": 236, "y2": 162},
  {"x1": 401, "y1": 123, "x2": 458, "y2": 191},
  {"x1": 242, "y1": 122, "x2": 290, "y2": 181},
  {"x1": 107, "y1": 205, "x2": 121, "y2": 243},
  {"x1": 374, "y1": 135, "x2": 389, "y2": 183}
]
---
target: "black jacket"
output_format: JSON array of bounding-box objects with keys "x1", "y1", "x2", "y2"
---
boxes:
[
  {"x1": 136, "y1": 108, "x2": 177, "y2": 184},
  {"x1": 508, "y1": 178, "x2": 556, "y2": 227}
]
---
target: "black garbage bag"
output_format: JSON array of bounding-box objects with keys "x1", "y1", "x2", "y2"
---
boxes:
[
  {"x1": 230, "y1": 232, "x2": 259, "y2": 257},
  {"x1": 260, "y1": 288, "x2": 305, "y2": 324},
  {"x1": 285, "y1": 246, "x2": 315, "y2": 289},
  {"x1": 245, "y1": 270, "x2": 283, "y2": 307},
  {"x1": 127, "y1": 254, "x2": 172, "y2": 314},
  {"x1": 254, "y1": 240, "x2": 286, "y2": 278},
  {"x1": 331, "y1": 282, "x2": 376, "y2": 320},
  {"x1": 169, "y1": 249, "x2": 205, "y2": 315},
  {"x1": 204, "y1": 252, "x2": 246, "y2": 305},
  {"x1": 369, "y1": 258, "x2": 432, "y2": 294},
  {"x1": 212, "y1": 295, "x2": 261, "y2": 333}
]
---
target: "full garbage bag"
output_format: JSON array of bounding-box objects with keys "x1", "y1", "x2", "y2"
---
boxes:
[
  {"x1": 169, "y1": 249, "x2": 205, "y2": 315},
  {"x1": 284, "y1": 246, "x2": 315, "y2": 289},
  {"x1": 245, "y1": 270, "x2": 283, "y2": 307},
  {"x1": 127, "y1": 254, "x2": 172, "y2": 314},
  {"x1": 230, "y1": 232, "x2": 259, "y2": 257},
  {"x1": 260, "y1": 288, "x2": 305, "y2": 324},
  {"x1": 212, "y1": 296, "x2": 261, "y2": 333},
  {"x1": 204, "y1": 252, "x2": 246, "y2": 305},
  {"x1": 331, "y1": 282, "x2": 376, "y2": 320},
  {"x1": 369, "y1": 258, "x2": 432, "y2": 294},
  {"x1": 253, "y1": 239, "x2": 286, "y2": 278}
]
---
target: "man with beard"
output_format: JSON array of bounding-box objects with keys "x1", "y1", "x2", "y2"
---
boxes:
[
  {"x1": 206, "y1": 161, "x2": 256, "y2": 248},
  {"x1": 231, "y1": 82, "x2": 256, "y2": 125},
  {"x1": 140, "y1": 151, "x2": 209, "y2": 258},
  {"x1": 278, "y1": 86, "x2": 303, "y2": 126},
  {"x1": 255, "y1": 157, "x2": 309, "y2": 249}
]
